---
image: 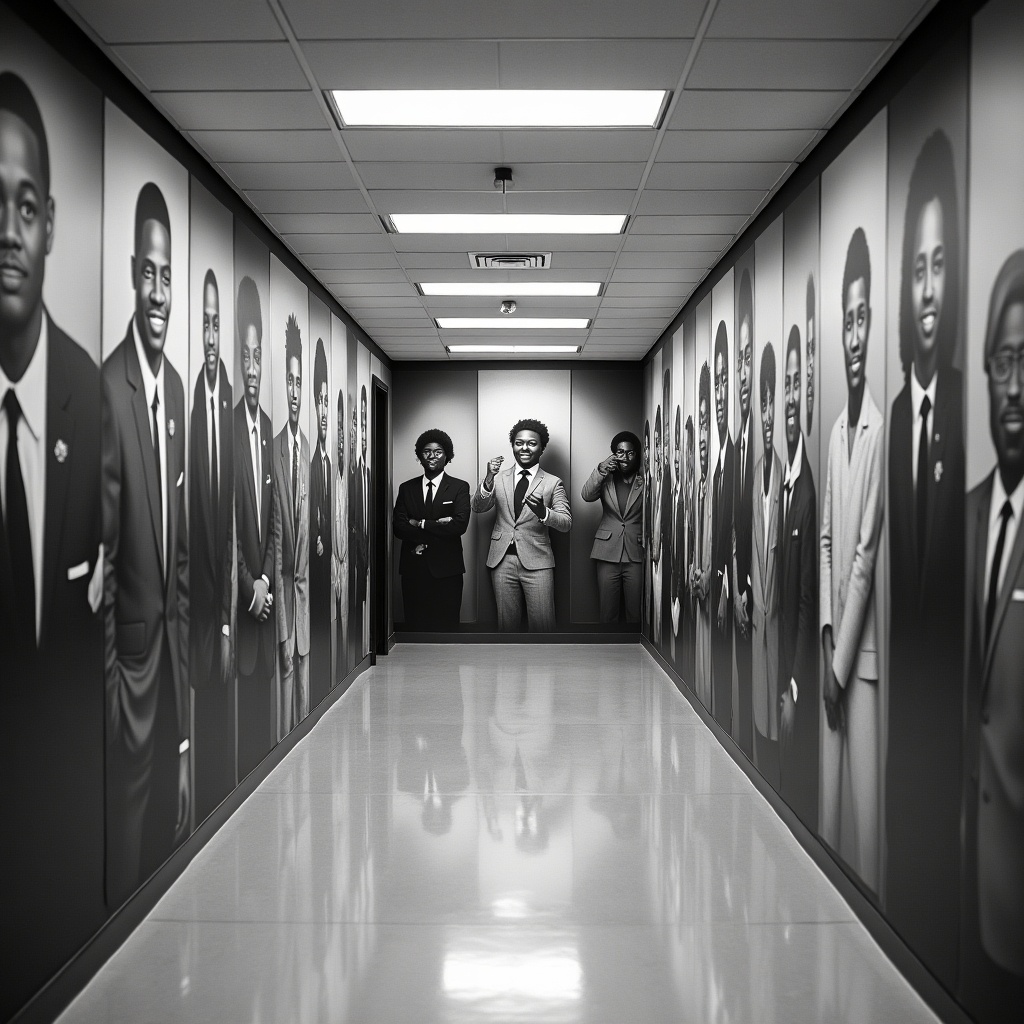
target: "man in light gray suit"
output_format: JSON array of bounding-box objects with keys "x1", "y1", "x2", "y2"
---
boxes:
[
  {"x1": 751, "y1": 343, "x2": 782, "y2": 789},
  {"x1": 472, "y1": 418, "x2": 571, "y2": 632},
  {"x1": 820, "y1": 227, "x2": 885, "y2": 893},
  {"x1": 272, "y1": 313, "x2": 309, "y2": 737},
  {"x1": 581, "y1": 430, "x2": 643, "y2": 623}
]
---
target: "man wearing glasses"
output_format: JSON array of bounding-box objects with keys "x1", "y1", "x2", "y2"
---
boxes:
[{"x1": 582, "y1": 431, "x2": 644, "y2": 623}]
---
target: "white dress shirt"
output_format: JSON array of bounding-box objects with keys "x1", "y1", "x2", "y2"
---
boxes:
[
  {"x1": 133, "y1": 320, "x2": 167, "y2": 571},
  {"x1": 245, "y1": 400, "x2": 263, "y2": 536},
  {"x1": 0, "y1": 314, "x2": 48, "y2": 641},
  {"x1": 484, "y1": 461, "x2": 546, "y2": 520},
  {"x1": 762, "y1": 452, "x2": 775, "y2": 563},
  {"x1": 204, "y1": 369, "x2": 220, "y2": 500},
  {"x1": 985, "y1": 471, "x2": 1024, "y2": 603},
  {"x1": 422, "y1": 469, "x2": 445, "y2": 507},
  {"x1": 910, "y1": 365, "x2": 937, "y2": 491}
]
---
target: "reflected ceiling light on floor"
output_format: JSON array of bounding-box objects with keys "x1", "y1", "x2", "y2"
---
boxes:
[
  {"x1": 419, "y1": 282, "x2": 601, "y2": 297},
  {"x1": 390, "y1": 214, "x2": 626, "y2": 234},
  {"x1": 446, "y1": 345, "x2": 581, "y2": 355},
  {"x1": 329, "y1": 90, "x2": 667, "y2": 128},
  {"x1": 437, "y1": 317, "x2": 590, "y2": 329}
]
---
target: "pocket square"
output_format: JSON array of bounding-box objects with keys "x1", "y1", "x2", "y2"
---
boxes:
[
  {"x1": 1013, "y1": 589, "x2": 1024, "y2": 602},
  {"x1": 67, "y1": 560, "x2": 90, "y2": 581},
  {"x1": 442, "y1": 500, "x2": 453, "y2": 505},
  {"x1": 792, "y1": 528, "x2": 799, "y2": 537},
  {"x1": 176, "y1": 471, "x2": 184, "y2": 486}
]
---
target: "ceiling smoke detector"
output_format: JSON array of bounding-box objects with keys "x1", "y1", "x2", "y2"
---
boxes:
[{"x1": 499, "y1": 300, "x2": 517, "y2": 315}]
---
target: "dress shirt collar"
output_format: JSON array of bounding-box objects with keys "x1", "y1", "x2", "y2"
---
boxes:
[
  {"x1": 716, "y1": 432, "x2": 729, "y2": 477},
  {"x1": 763, "y1": 449, "x2": 775, "y2": 497},
  {"x1": 990, "y1": 470, "x2": 1024, "y2": 537},
  {"x1": 910, "y1": 364, "x2": 937, "y2": 421},
  {"x1": 245, "y1": 398, "x2": 260, "y2": 437},
  {"x1": 423, "y1": 469, "x2": 445, "y2": 491},
  {"x1": 784, "y1": 432, "x2": 804, "y2": 489},
  {"x1": 514, "y1": 462, "x2": 540, "y2": 485},
  {"x1": 0, "y1": 311, "x2": 47, "y2": 444},
  {"x1": 203, "y1": 365, "x2": 220, "y2": 411},
  {"x1": 132, "y1": 317, "x2": 165, "y2": 412}
]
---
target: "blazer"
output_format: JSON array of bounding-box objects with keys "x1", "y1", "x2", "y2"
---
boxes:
[
  {"x1": 964, "y1": 470, "x2": 1024, "y2": 973},
  {"x1": 471, "y1": 465, "x2": 571, "y2": 570},
  {"x1": 672, "y1": 482, "x2": 692, "y2": 614},
  {"x1": 309, "y1": 442, "x2": 332, "y2": 605},
  {"x1": 101, "y1": 320, "x2": 189, "y2": 754},
  {"x1": 272, "y1": 423, "x2": 310, "y2": 655},
  {"x1": 188, "y1": 361, "x2": 233, "y2": 688},
  {"x1": 394, "y1": 473, "x2": 471, "y2": 578},
  {"x1": 580, "y1": 465, "x2": 642, "y2": 563},
  {"x1": 820, "y1": 388, "x2": 884, "y2": 687},
  {"x1": 233, "y1": 399, "x2": 277, "y2": 677},
  {"x1": 751, "y1": 450, "x2": 782, "y2": 738},
  {"x1": 712, "y1": 434, "x2": 735, "y2": 631},
  {"x1": 332, "y1": 465, "x2": 348, "y2": 606},
  {"x1": 351, "y1": 459, "x2": 369, "y2": 603},
  {"x1": 733, "y1": 416, "x2": 756, "y2": 617}
]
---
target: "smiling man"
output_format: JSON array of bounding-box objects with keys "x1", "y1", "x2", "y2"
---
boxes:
[
  {"x1": 272, "y1": 313, "x2": 309, "y2": 737},
  {"x1": 308, "y1": 336, "x2": 331, "y2": 706},
  {"x1": 886, "y1": 129, "x2": 964, "y2": 976},
  {"x1": 102, "y1": 181, "x2": 190, "y2": 906},
  {"x1": 188, "y1": 268, "x2": 233, "y2": 821},
  {"x1": 820, "y1": 226, "x2": 884, "y2": 893},
  {"x1": 472, "y1": 418, "x2": 571, "y2": 632}
]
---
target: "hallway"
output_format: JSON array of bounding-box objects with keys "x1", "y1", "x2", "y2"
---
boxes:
[{"x1": 58, "y1": 646, "x2": 937, "y2": 1023}]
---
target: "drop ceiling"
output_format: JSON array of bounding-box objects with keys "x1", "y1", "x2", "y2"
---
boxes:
[{"x1": 58, "y1": 0, "x2": 937, "y2": 360}]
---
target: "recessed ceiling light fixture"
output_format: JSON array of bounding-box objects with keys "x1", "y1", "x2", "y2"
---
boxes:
[
  {"x1": 329, "y1": 90, "x2": 668, "y2": 128},
  {"x1": 447, "y1": 345, "x2": 582, "y2": 354},
  {"x1": 436, "y1": 317, "x2": 590, "y2": 330},
  {"x1": 390, "y1": 214, "x2": 626, "y2": 235},
  {"x1": 419, "y1": 282, "x2": 602, "y2": 297}
]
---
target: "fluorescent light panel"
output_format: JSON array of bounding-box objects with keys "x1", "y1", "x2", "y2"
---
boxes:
[
  {"x1": 436, "y1": 317, "x2": 590, "y2": 329},
  {"x1": 390, "y1": 214, "x2": 626, "y2": 235},
  {"x1": 330, "y1": 90, "x2": 667, "y2": 128},
  {"x1": 447, "y1": 345, "x2": 581, "y2": 354},
  {"x1": 419, "y1": 282, "x2": 601, "y2": 297}
]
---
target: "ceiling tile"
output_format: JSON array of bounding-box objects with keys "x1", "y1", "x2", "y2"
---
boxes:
[
  {"x1": 686, "y1": 40, "x2": 888, "y2": 91},
  {"x1": 605, "y1": 283, "x2": 690, "y2": 297},
  {"x1": 330, "y1": 282, "x2": 421, "y2": 298},
  {"x1": 707, "y1": 0, "x2": 931, "y2": 39},
  {"x1": 596, "y1": 306, "x2": 680, "y2": 317},
  {"x1": 64, "y1": 0, "x2": 283, "y2": 42},
  {"x1": 669, "y1": 89, "x2": 847, "y2": 131},
  {"x1": 635, "y1": 190, "x2": 766, "y2": 216},
  {"x1": 631, "y1": 214, "x2": 748, "y2": 235},
  {"x1": 153, "y1": 90, "x2": 324, "y2": 131},
  {"x1": 111, "y1": 42, "x2": 308, "y2": 91},
  {"x1": 623, "y1": 233, "x2": 733, "y2": 252},
  {"x1": 343, "y1": 130, "x2": 504, "y2": 163},
  {"x1": 496, "y1": 40, "x2": 690, "y2": 89},
  {"x1": 658, "y1": 129, "x2": 817, "y2": 163},
  {"x1": 646, "y1": 161, "x2": 789, "y2": 191},
  {"x1": 356, "y1": 162, "x2": 646, "y2": 191},
  {"x1": 189, "y1": 129, "x2": 340, "y2": 163},
  {"x1": 592, "y1": 318, "x2": 670, "y2": 329},
  {"x1": 286, "y1": 232, "x2": 392, "y2": 253},
  {"x1": 305, "y1": 253, "x2": 401, "y2": 270},
  {"x1": 265, "y1": 212, "x2": 382, "y2": 234},
  {"x1": 304, "y1": 40, "x2": 498, "y2": 89},
  {"x1": 245, "y1": 190, "x2": 370, "y2": 214},
  {"x1": 500, "y1": 130, "x2": 656, "y2": 164},
  {"x1": 610, "y1": 269, "x2": 704, "y2": 283},
  {"x1": 616, "y1": 251, "x2": 717, "y2": 270},
  {"x1": 220, "y1": 161, "x2": 356, "y2": 190},
  {"x1": 313, "y1": 270, "x2": 410, "y2": 284}
]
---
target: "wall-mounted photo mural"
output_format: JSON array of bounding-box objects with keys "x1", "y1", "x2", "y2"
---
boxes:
[
  {"x1": 0, "y1": 6, "x2": 388, "y2": 1019},
  {"x1": 391, "y1": 364, "x2": 642, "y2": 633},
  {"x1": 641, "y1": 1, "x2": 1023, "y2": 1017}
]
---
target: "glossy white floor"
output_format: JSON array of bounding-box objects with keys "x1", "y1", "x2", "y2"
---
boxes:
[{"x1": 58, "y1": 645, "x2": 938, "y2": 1024}]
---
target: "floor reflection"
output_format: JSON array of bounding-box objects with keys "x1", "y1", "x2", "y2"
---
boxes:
[{"x1": 59, "y1": 645, "x2": 936, "y2": 1024}]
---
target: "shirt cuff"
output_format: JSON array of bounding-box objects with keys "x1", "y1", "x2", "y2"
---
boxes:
[
  {"x1": 790, "y1": 678, "x2": 798, "y2": 703},
  {"x1": 540, "y1": 506, "x2": 549, "y2": 523},
  {"x1": 179, "y1": 738, "x2": 190, "y2": 755},
  {"x1": 482, "y1": 479, "x2": 494, "y2": 493},
  {"x1": 222, "y1": 624, "x2": 230, "y2": 637}
]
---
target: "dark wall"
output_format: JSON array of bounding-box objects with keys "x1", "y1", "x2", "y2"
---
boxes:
[{"x1": 640, "y1": 1, "x2": 1022, "y2": 1020}]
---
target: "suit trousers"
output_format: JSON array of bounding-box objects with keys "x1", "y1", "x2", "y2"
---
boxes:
[
  {"x1": 594, "y1": 559, "x2": 642, "y2": 623},
  {"x1": 192, "y1": 679, "x2": 235, "y2": 824},
  {"x1": 402, "y1": 565, "x2": 464, "y2": 630},
  {"x1": 821, "y1": 673, "x2": 879, "y2": 892},
  {"x1": 280, "y1": 637, "x2": 309, "y2": 739},
  {"x1": 237, "y1": 660, "x2": 274, "y2": 781},
  {"x1": 107, "y1": 641, "x2": 178, "y2": 908},
  {"x1": 754, "y1": 725, "x2": 780, "y2": 792},
  {"x1": 491, "y1": 551, "x2": 556, "y2": 632}
]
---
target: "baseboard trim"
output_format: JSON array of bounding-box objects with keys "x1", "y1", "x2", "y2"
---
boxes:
[{"x1": 393, "y1": 629, "x2": 640, "y2": 644}]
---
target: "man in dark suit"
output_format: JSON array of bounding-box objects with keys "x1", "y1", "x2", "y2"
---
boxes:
[
  {"x1": 272, "y1": 314, "x2": 309, "y2": 737},
  {"x1": 394, "y1": 428, "x2": 470, "y2": 630},
  {"x1": 233, "y1": 275, "x2": 276, "y2": 780},
  {"x1": 886, "y1": 130, "x2": 964, "y2": 979},
  {"x1": 188, "y1": 268, "x2": 234, "y2": 822},
  {"x1": 581, "y1": 430, "x2": 643, "y2": 623},
  {"x1": 102, "y1": 181, "x2": 190, "y2": 907},
  {"x1": 349, "y1": 385, "x2": 369, "y2": 664},
  {"x1": 0, "y1": 73, "x2": 104, "y2": 1020},
  {"x1": 777, "y1": 326, "x2": 818, "y2": 828},
  {"x1": 960, "y1": 250, "x2": 1024, "y2": 1018},
  {"x1": 732, "y1": 270, "x2": 755, "y2": 758},
  {"x1": 309, "y1": 337, "x2": 331, "y2": 707},
  {"x1": 711, "y1": 319, "x2": 735, "y2": 730}
]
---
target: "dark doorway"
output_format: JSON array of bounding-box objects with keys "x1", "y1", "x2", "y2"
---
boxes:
[{"x1": 370, "y1": 376, "x2": 391, "y2": 656}]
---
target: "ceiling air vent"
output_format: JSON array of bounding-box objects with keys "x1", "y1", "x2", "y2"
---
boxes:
[{"x1": 470, "y1": 252, "x2": 552, "y2": 270}]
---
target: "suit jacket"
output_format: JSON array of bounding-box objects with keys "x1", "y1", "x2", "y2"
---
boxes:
[
  {"x1": 102, "y1": 320, "x2": 189, "y2": 755},
  {"x1": 188, "y1": 362, "x2": 233, "y2": 688},
  {"x1": 733, "y1": 416, "x2": 755, "y2": 624},
  {"x1": 712, "y1": 434, "x2": 735, "y2": 635},
  {"x1": 394, "y1": 473, "x2": 470, "y2": 578},
  {"x1": 820, "y1": 388, "x2": 884, "y2": 687},
  {"x1": 581, "y1": 465, "x2": 642, "y2": 563},
  {"x1": 694, "y1": 476, "x2": 713, "y2": 704},
  {"x1": 309, "y1": 441, "x2": 332, "y2": 610},
  {"x1": 964, "y1": 470, "x2": 1024, "y2": 974},
  {"x1": 471, "y1": 465, "x2": 571, "y2": 570},
  {"x1": 332, "y1": 465, "x2": 348, "y2": 608},
  {"x1": 233, "y1": 400, "x2": 277, "y2": 678},
  {"x1": 351, "y1": 458, "x2": 369, "y2": 603},
  {"x1": 272, "y1": 423, "x2": 310, "y2": 655},
  {"x1": 672, "y1": 481, "x2": 692, "y2": 620},
  {"x1": 751, "y1": 450, "x2": 782, "y2": 739}
]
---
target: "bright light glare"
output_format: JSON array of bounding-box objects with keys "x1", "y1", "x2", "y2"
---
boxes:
[
  {"x1": 447, "y1": 345, "x2": 581, "y2": 355},
  {"x1": 331, "y1": 89, "x2": 666, "y2": 127},
  {"x1": 437, "y1": 318, "x2": 589, "y2": 330},
  {"x1": 420, "y1": 281, "x2": 601, "y2": 297},
  {"x1": 391, "y1": 214, "x2": 626, "y2": 235},
  {"x1": 443, "y1": 952, "x2": 582, "y2": 998}
]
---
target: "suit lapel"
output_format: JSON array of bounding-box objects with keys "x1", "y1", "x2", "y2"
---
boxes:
[
  {"x1": 519, "y1": 467, "x2": 545, "y2": 522},
  {"x1": 125, "y1": 326, "x2": 164, "y2": 572},
  {"x1": 260, "y1": 414, "x2": 272, "y2": 549},
  {"x1": 195, "y1": 379, "x2": 215, "y2": 572},
  {"x1": 985, "y1": 487, "x2": 1024, "y2": 684},
  {"x1": 974, "y1": 475, "x2": 992, "y2": 666},
  {"x1": 238, "y1": 405, "x2": 259, "y2": 534},
  {"x1": 164, "y1": 376, "x2": 181, "y2": 598},
  {"x1": 278, "y1": 430, "x2": 294, "y2": 527},
  {"x1": 923, "y1": 376, "x2": 951, "y2": 575},
  {"x1": 606, "y1": 473, "x2": 621, "y2": 517},
  {"x1": 624, "y1": 472, "x2": 643, "y2": 517}
]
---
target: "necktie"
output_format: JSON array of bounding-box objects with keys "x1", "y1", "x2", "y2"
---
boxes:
[
  {"x1": 210, "y1": 396, "x2": 218, "y2": 521},
  {"x1": 784, "y1": 480, "x2": 792, "y2": 532},
  {"x1": 425, "y1": 479, "x2": 434, "y2": 517},
  {"x1": 764, "y1": 460, "x2": 771, "y2": 498},
  {"x1": 4, "y1": 390, "x2": 35, "y2": 648},
  {"x1": 698, "y1": 488, "x2": 705, "y2": 563},
  {"x1": 985, "y1": 500, "x2": 1013, "y2": 650},
  {"x1": 916, "y1": 394, "x2": 931, "y2": 570},
  {"x1": 252, "y1": 425, "x2": 261, "y2": 533},
  {"x1": 740, "y1": 433, "x2": 746, "y2": 493},
  {"x1": 151, "y1": 390, "x2": 163, "y2": 567},
  {"x1": 514, "y1": 469, "x2": 529, "y2": 520},
  {"x1": 292, "y1": 436, "x2": 299, "y2": 524}
]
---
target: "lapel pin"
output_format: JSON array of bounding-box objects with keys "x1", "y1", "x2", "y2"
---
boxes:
[
  {"x1": 168, "y1": 418, "x2": 175, "y2": 438},
  {"x1": 934, "y1": 460, "x2": 943, "y2": 484},
  {"x1": 266, "y1": 474, "x2": 272, "y2": 485},
  {"x1": 54, "y1": 439, "x2": 68, "y2": 463}
]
